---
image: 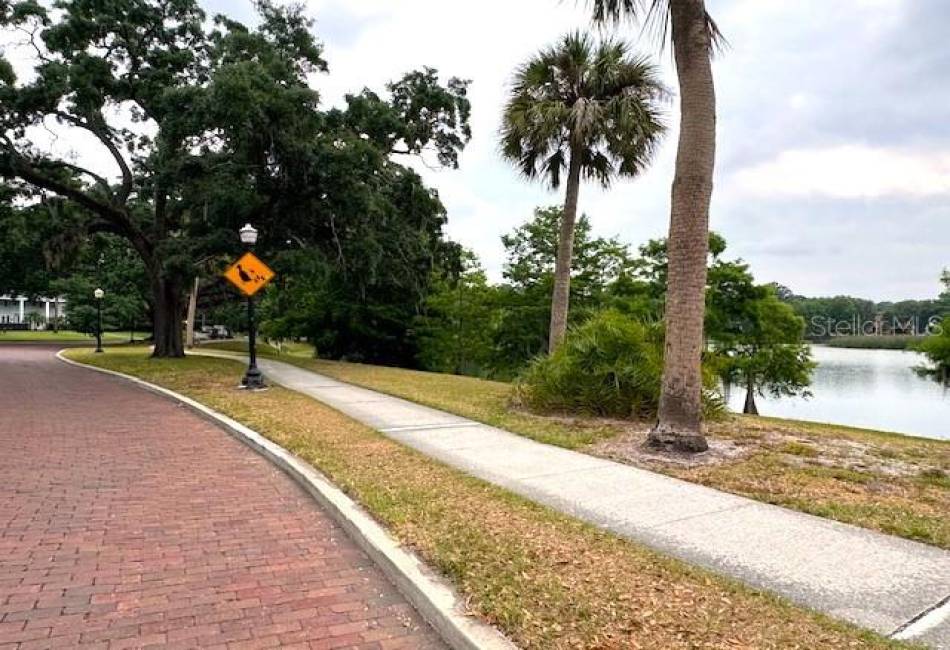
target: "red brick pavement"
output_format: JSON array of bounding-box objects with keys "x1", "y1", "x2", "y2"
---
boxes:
[{"x1": 0, "y1": 346, "x2": 446, "y2": 650}]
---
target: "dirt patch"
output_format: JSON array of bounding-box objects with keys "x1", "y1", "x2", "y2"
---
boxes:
[
  {"x1": 555, "y1": 413, "x2": 950, "y2": 480},
  {"x1": 589, "y1": 431, "x2": 755, "y2": 470}
]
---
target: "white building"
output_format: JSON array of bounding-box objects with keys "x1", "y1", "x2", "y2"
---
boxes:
[{"x1": 0, "y1": 295, "x2": 67, "y2": 329}]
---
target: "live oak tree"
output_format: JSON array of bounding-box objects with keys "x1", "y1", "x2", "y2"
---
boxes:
[
  {"x1": 501, "y1": 32, "x2": 665, "y2": 353},
  {"x1": 1, "y1": 0, "x2": 471, "y2": 358},
  {"x1": 256, "y1": 71, "x2": 470, "y2": 366},
  {"x1": 592, "y1": 0, "x2": 723, "y2": 451},
  {"x1": 0, "y1": 0, "x2": 327, "y2": 356},
  {"x1": 335, "y1": 67, "x2": 471, "y2": 169}
]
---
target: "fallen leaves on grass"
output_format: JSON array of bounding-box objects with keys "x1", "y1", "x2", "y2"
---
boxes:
[{"x1": 69, "y1": 348, "x2": 907, "y2": 650}]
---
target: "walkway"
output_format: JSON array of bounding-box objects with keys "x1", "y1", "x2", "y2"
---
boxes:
[
  {"x1": 198, "y1": 350, "x2": 950, "y2": 648},
  {"x1": 0, "y1": 346, "x2": 445, "y2": 650}
]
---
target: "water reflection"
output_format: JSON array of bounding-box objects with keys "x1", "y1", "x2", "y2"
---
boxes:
[{"x1": 726, "y1": 345, "x2": 950, "y2": 440}]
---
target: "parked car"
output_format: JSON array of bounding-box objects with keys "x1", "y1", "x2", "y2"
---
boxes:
[{"x1": 199, "y1": 325, "x2": 232, "y2": 340}]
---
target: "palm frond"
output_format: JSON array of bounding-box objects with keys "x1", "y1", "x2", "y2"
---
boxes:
[
  {"x1": 587, "y1": 0, "x2": 727, "y2": 54},
  {"x1": 499, "y1": 30, "x2": 666, "y2": 189}
]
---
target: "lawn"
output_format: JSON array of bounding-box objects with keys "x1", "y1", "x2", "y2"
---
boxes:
[
  {"x1": 66, "y1": 347, "x2": 905, "y2": 650},
  {"x1": 202, "y1": 339, "x2": 950, "y2": 549},
  {"x1": 0, "y1": 329, "x2": 148, "y2": 343}
]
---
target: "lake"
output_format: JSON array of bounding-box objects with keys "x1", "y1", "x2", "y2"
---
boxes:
[{"x1": 725, "y1": 345, "x2": 950, "y2": 441}]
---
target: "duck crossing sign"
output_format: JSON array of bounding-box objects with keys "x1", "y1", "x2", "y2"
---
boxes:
[{"x1": 223, "y1": 252, "x2": 276, "y2": 297}]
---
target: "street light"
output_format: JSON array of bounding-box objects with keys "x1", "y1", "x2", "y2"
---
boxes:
[
  {"x1": 239, "y1": 223, "x2": 258, "y2": 246},
  {"x1": 93, "y1": 287, "x2": 104, "y2": 353},
  {"x1": 239, "y1": 224, "x2": 265, "y2": 389}
]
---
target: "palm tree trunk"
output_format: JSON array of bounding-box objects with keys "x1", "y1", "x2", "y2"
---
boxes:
[
  {"x1": 649, "y1": 0, "x2": 716, "y2": 452},
  {"x1": 548, "y1": 148, "x2": 583, "y2": 353}
]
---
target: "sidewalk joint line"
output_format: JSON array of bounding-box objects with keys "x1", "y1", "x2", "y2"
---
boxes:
[
  {"x1": 511, "y1": 462, "x2": 617, "y2": 482},
  {"x1": 647, "y1": 503, "x2": 755, "y2": 530},
  {"x1": 890, "y1": 592, "x2": 950, "y2": 640},
  {"x1": 381, "y1": 422, "x2": 482, "y2": 433}
]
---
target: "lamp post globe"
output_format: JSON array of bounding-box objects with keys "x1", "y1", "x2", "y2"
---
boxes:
[
  {"x1": 238, "y1": 224, "x2": 264, "y2": 389},
  {"x1": 93, "y1": 288, "x2": 104, "y2": 353},
  {"x1": 239, "y1": 223, "x2": 258, "y2": 246}
]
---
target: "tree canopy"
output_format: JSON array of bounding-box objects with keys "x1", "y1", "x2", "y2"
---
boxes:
[{"x1": 0, "y1": 0, "x2": 471, "y2": 357}]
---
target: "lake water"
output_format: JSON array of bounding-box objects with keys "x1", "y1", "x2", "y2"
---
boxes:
[{"x1": 725, "y1": 345, "x2": 950, "y2": 440}]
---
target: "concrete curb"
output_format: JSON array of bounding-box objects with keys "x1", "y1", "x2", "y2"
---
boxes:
[{"x1": 56, "y1": 350, "x2": 517, "y2": 650}]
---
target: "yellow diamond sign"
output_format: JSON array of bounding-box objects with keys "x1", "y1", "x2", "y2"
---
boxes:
[{"x1": 223, "y1": 252, "x2": 275, "y2": 297}]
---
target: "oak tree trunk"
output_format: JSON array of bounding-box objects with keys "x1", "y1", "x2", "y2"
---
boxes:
[
  {"x1": 548, "y1": 149, "x2": 583, "y2": 353},
  {"x1": 649, "y1": 0, "x2": 716, "y2": 452},
  {"x1": 151, "y1": 275, "x2": 184, "y2": 358},
  {"x1": 743, "y1": 376, "x2": 758, "y2": 415}
]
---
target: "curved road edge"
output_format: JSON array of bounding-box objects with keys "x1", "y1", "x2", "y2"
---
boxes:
[{"x1": 56, "y1": 349, "x2": 517, "y2": 650}]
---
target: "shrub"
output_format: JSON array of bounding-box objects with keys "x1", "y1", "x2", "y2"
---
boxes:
[{"x1": 514, "y1": 310, "x2": 721, "y2": 419}]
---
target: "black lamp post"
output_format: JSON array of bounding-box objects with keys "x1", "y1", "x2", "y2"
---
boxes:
[
  {"x1": 93, "y1": 287, "x2": 104, "y2": 353},
  {"x1": 239, "y1": 223, "x2": 265, "y2": 389}
]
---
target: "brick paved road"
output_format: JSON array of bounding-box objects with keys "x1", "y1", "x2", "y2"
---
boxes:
[{"x1": 0, "y1": 346, "x2": 446, "y2": 650}]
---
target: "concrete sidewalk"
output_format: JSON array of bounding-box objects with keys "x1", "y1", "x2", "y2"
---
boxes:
[{"x1": 197, "y1": 350, "x2": 950, "y2": 647}]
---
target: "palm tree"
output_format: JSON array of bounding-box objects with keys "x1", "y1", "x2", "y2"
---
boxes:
[
  {"x1": 591, "y1": 0, "x2": 722, "y2": 452},
  {"x1": 500, "y1": 32, "x2": 665, "y2": 353}
]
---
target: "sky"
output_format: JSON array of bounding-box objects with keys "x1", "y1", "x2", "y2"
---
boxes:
[{"x1": 6, "y1": 0, "x2": 949, "y2": 301}]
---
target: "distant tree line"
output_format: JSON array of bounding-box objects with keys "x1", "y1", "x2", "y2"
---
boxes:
[{"x1": 775, "y1": 280, "x2": 950, "y2": 340}]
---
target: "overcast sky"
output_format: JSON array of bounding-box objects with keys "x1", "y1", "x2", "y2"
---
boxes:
[
  {"x1": 8, "y1": 0, "x2": 949, "y2": 301},
  {"x1": 275, "y1": 0, "x2": 950, "y2": 302}
]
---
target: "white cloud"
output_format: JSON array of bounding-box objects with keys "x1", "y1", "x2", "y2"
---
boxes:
[
  {"x1": 5, "y1": 0, "x2": 947, "y2": 299},
  {"x1": 730, "y1": 145, "x2": 950, "y2": 199},
  {"x1": 299, "y1": 0, "x2": 680, "y2": 280}
]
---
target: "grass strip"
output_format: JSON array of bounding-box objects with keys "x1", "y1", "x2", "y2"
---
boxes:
[
  {"x1": 202, "y1": 340, "x2": 950, "y2": 549},
  {"x1": 68, "y1": 347, "x2": 909, "y2": 650},
  {"x1": 0, "y1": 329, "x2": 148, "y2": 343}
]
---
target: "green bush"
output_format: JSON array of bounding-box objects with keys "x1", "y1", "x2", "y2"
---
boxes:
[{"x1": 514, "y1": 310, "x2": 721, "y2": 419}]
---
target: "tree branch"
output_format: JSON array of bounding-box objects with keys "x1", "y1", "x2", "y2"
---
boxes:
[
  {"x1": 53, "y1": 110, "x2": 134, "y2": 203},
  {"x1": 86, "y1": 219, "x2": 126, "y2": 236},
  {"x1": 2, "y1": 143, "x2": 152, "y2": 261},
  {"x1": 4, "y1": 150, "x2": 118, "y2": 221},
  {"x1": 38, "y1": 160, "x2": 111, "y2": 193}
]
